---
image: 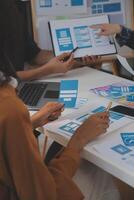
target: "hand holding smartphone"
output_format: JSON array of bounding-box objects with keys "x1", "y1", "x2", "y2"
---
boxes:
[{"x1": 63, "y1": 47, "x2": 79, "y2": 62}]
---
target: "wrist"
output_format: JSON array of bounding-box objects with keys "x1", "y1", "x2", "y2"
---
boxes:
[
  {"x1": 67, "y1": 134, "x2": 85, "y2": 153},
  {"x1": 116, "y1": 24, "x2": 122, "y2": 34},
  {"x1": 42, "y1": 63, "x2": 55, "y2": 75}
]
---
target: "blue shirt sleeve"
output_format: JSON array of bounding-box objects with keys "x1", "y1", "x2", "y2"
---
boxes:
[{"x1": 115, "y1": 26, "x2": 134, "y2": 49}]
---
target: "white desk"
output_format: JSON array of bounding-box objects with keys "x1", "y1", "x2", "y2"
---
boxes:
[{"x1": 43, "y1": 67, "x2": 134, "y2": 187}]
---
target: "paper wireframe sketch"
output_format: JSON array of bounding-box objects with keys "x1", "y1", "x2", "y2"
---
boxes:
[{"x1": 36, "y1": 0, "x2": 88, "y2": 16}]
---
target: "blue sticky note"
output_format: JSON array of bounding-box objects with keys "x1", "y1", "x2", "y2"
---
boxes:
[
  {"x1": 111, "y1": 144, "x2": 132, "y2": 155},
  {"x1": 59, "y1": 80, "x2": 78, "y2": 108},
  {"x1": 121, "y1": 133, "x2": 134, "y2": 146},
  {"x1": 111, "y1": 85, "x2": 134, "y2": 93},
  {"x1": 91, "y1": 106, "x2": 106, "y2": 113}
]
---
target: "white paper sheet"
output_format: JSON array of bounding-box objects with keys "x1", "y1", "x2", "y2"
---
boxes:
[
  {"x1": 117, "y1": 54, "x2": 134, "y2": 76},
  {"x1": 44, "y1": 102, "x2": 133, "y2": 137},
  {"x1": 36, "y1": 0, "x2": 88, "y2": 16},
  {"x1": 49, "y1": 15, "x2": 117, "y2": 57},
  {"x1": 93, "y1": 128, "x2": 134, "y2": 171}
]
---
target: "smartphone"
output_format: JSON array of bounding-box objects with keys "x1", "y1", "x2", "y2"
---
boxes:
[{"x1": 110, "y1": 105, "x2": 134, "y2": 117}]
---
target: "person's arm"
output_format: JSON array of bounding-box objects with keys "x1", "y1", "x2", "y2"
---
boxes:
[
  {"x1": 17, "y1": 53, "x2": 75, "y2": 80},
  {"x1": 30, "y1": 49, "x2": 54, "y2": 66},
  {"x1": 91, "y1": 23, "x2": 134, "y2": 49},
  {"x1": 115, "y1": 26, "x2": 134, "y2": 49},
  {"x1": 3, "y1": 96, "x2": 83, "y2": 200},
  {"x1": 31, "y1": 102, "x2": 64, "y2": 129},
  {"x1": 3, "y1": 91, "x2": 109, "y2": 200}
]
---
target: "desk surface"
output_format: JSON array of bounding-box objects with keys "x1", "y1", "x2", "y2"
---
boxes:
[{"x1": 43, "y1": 67, "x2": 134, "y2": 188}]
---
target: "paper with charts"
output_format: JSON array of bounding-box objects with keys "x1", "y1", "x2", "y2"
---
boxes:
[
  {"x1": 90, "y1": 81, "x2": 134, "y2": 108},
  {"x1": 49, "y1": 15, "x2": 117, "y2": 57},
  {"x1": 44, "y1": 102, "x2": 133, "y2": 137},
  {"x1": 93, "y1": 128, "x2": 134, "y2": 171},
  {"x1": 36, "y1": 0, "x2": 87, "y2": 16}
]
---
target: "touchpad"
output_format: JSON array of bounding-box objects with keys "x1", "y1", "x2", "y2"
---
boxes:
[{"x1": 44, "y1": 90, "x2": 59, "y2": 99}]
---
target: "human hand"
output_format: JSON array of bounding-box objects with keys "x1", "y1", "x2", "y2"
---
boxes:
[
  {"x1": 31, "y1": 102, "x2": 64, "y2": 129},
  {"x1": 91, "y1": 23, "x2": 122, "y2": 36},
  {"x1": 46, "y1": 53, "x2": 75, "y2": 74},
  {"x1": 68, "y1": 112, "x2": 109, "y2": 153},
  {"x1": 81, "y1": 55, "x2": 101, "y2": 66}
]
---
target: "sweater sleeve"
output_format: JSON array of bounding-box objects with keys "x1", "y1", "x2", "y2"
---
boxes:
[
  {"x1": 3, "y1": 97, "x2": 83, "y2": 200},
  {"x1": 116, "y1": 26, "x2": 134, "y2": 49}
]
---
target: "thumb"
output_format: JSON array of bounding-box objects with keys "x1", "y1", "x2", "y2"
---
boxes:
[
  {"x1": 48, "y1": 103, "x2": 64, "y2": 113},
  {"x1": 58, "y1": 53, "x2": 70, "y2": 60},
  {"x1": 66, "y1": 53, "x2": 74, "y2": 65}
]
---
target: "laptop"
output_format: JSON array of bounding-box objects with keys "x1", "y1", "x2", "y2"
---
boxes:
[{"x1": 17, "y1": 81, "x2": 60, "y2": 110}]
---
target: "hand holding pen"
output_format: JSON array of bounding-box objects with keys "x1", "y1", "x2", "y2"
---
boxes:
[
  {"x1": 62, "y1": 47, "x2": 79, "y2": 62},
  {"x1": 106, "y1": 102, "x2": 112, "y2": 112}
]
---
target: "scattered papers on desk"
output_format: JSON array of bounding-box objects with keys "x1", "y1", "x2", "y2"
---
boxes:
[
  {"x1": 121, "y1": 132, "x2": 134, "y2": 147},
  {"x1": 44, "y1": 102, "x2": 133, "y2": 137},
  {"x1": 93, "y1": 132, "x2": 134, "y2": 170},
  {"x1": 90, "y1": 81, "x2": 134, "y2": 108},
  {"x1": 117, "y1": 55, "x2": 134, "y2": 76},
  {"x1": 75, "y1": 97, "x2": 88, "y2": 109}
]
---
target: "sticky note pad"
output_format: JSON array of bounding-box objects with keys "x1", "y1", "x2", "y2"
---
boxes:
[{"x1": 59, "y1": 80, "x2": 78, "y2": 108}]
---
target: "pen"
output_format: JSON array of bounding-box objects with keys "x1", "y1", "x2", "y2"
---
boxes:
[
  {"x1": 106, "y1": 102, "x2": 112, "y2": 112},
  {"x1": 63, "y1": 47, "x2": 79, "y2": 61},
  {"x1": 70, "y1": 46, "x2": 79, "y2": 54}
]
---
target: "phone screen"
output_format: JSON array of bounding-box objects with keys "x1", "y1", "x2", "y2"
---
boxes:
[{"x1": 110, "y1": 106, "x2": 134, "y2": 117}]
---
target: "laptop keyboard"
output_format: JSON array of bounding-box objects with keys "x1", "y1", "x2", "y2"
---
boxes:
[{"x1": 19, "y1": 83, "x2": 47, "y2": 106}]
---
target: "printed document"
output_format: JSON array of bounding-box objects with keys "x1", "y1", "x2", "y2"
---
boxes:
[
  {"x1": 49, "y1": 15, "x2": 117, "y2": 57},
  {"x1": 44, "y1": 102, "x2": 133, "y2": 137}
]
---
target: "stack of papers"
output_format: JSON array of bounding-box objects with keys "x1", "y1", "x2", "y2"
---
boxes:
[{"x1": 90, "y1": 81, "x2": 134, "y2": 108}]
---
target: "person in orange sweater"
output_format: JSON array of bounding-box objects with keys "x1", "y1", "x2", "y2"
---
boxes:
[{"x1": 0, "y1": 2, "x2": 110, "y2": 200}]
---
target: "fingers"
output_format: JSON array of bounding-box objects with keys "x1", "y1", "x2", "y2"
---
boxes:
[
  {"x1": 82, "y1": 55, "x2": 92, "y2": 64},
  {"x1": 65, "y1": 53, "x2": 75, "y2": 69},
  {"x1": 94, "y1": 111, "x2": 109, "y2": 118},
  {"x1": 91, "y1": 112, "x2": 110, "y2": 129},
  {"x1": 91, "y1": 24, "x2": 110, "y2": 36},
  {"x1": 57, "y1": 52, "x2": 71, "y2": 60},
  {"x1": 44, "y1": 102, "x2": 64, "y2": 114},
  {"x1": 90, "y1": 24, "x2": 104, "y2": 29},
  {"x1": 48, "y1": 110, "x2": 62, "y2": 121},
  {"x1": 50, "y1": 103, "x2": 64, "y2": 112},
  {"x1": 82, "y1": 55, "x2": 101, "y2": 65}
]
